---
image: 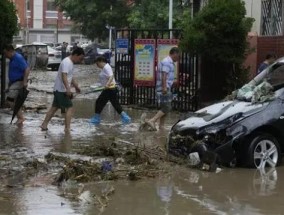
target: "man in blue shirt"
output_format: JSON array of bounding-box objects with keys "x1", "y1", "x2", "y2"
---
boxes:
[
  {"x1": 146, "y1": 47, "x2": 180, "y2": 131},
  {"x1": 257, "y1": 54, "x2": 276, "y2": 75},
  {"x1": 4, "y1": 44, "x2": 30, "y2": 125}
]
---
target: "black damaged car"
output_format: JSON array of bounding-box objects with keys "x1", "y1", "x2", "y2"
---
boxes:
[{"x1": 168, "y1": 57, "x2": 284, "y2": 169}]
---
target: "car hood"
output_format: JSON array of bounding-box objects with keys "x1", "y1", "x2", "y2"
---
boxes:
[{"x1": 176, "y1": 100, "x2": 269, "y2": 130}]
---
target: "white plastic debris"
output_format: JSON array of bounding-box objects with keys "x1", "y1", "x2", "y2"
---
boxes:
[{"x1": 188, "y1": 152, "x2": 200, "y2": 166}]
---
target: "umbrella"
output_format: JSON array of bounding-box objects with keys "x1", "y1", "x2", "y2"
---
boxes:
[
  {"x1": 90, "y1": 85, "x2": 105, "y2": 92},
  {"x1": 10, "y1": 87, "x2": 29, "y2": 124}
]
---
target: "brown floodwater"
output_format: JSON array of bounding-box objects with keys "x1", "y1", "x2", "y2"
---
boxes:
[
  {"x1": 1, "y1": 100, "x2": 284, "y2": 215},
  {"x1": 1, "y1": 69, "x2": 284, "y2": 214}
]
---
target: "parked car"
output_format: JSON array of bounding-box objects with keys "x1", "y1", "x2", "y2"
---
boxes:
[
  {"x1": 168, "y1": 57, "x2": 284, "y2": 170},
  {"x1": 84, "y1": 43, "x2": 112, "y2": 64},
  {"x1": 42, "y1": 42, "x2": 60, "y2": 48},
  {"x1": 47, "y1": 46, "x2": 61, "y2": 71},
  {"x1": 18, "y1": 43, "x2": 48, "y2": 69},
  {"x1": 55, "y1": 44, "x2": 73, "y2": 56}
]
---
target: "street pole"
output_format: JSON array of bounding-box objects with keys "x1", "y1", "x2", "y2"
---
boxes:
[
  {"x1": 0, "y1": 54, "x2": 6, "y2": 107},
  {"x1": 106, "y1": 25, "x2": 114, "y2": 50},
  {"x1": 25, "y1": 0, "x2": 29, "y2": 44},
  {"x1": 109, "y1": 27, "x2": 112, "y2": 50},
  {"x1": 56, "y1": 18, "x2": 59, "y2": 44},
  {"x1": 169, "y1": 0, "x2": 173, "y2": 38}
]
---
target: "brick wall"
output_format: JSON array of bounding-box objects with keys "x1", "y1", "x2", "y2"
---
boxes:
[
  {"x1": 244, "y1": 35, "x2": 284, "y2": 78},
  {"x1": 257, "y1": 36, "x2": 284, "y2": 69}
]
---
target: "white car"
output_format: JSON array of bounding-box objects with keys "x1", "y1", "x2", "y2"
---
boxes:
[{"x1": 47, "y1": 46, "x2": 61, "y2": 71}]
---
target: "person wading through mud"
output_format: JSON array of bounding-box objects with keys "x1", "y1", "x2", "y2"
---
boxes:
[
  {"x1": 3, "y1": 44, "x2": 30, "y2": 125},
  {"x1": 40, "y1": 47, "x2": 85, "y2": 132},
  {"x1": 146, "y1": 47, "x2": 180, "y2": 131},
  {"x1": 89, "y1": 56, "x2": 131, "y2": 125}
]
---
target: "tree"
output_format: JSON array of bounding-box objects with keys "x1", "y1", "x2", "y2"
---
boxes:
[
  {"x1": 180, "y1": 0, "x2": 254, "y2": 96},
  {"x1": 55, "y1": 0, "x2": 130, "y2": 40},
  {"x1": 0, "y1": 0, "x2": 18, "y2": 107},
  {"x1": 0, "y1": 0, "x2": 18, "y2": 49},
  {"x1": 127, "y1": 0, "x2": 190, "y2": 29}
]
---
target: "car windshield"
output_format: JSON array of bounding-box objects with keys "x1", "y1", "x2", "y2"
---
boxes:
[
  {"x1": 264, "y1": 63, "x2": 284, "y2": 87},
  {"x1": 232, "y1": 57, "x2": 284, "y2": 103}
]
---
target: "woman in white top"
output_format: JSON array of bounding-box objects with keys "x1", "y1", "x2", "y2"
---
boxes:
[{"x1": 89, "y1": 56, "x2": 131, "y2": 125}]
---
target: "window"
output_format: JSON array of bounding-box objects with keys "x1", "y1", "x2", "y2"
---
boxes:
[
  {"x1": 267, "y1": 63, "x2": 284, "y2": 86},
  {"x1": 26, "y1": 0, "x2": 30, "y2": 10},
  {"x1": 47, "y1": 0, "x2": 56, "y2": 11},
  {"x1": 26, "y1": 0, "x2": 31, "y2": 18}
]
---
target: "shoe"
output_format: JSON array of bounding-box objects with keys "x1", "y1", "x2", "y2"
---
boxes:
[
  {"x1": 90, "y1": 113, "x2": 101, "y2": 125},
  {"x1": 121, "y1": 111, "x2": 131, "y2": 124}
]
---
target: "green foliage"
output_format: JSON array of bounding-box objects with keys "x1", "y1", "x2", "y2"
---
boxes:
[
  {"x1": 180, "y1": 0, "x2": 254, "y2": 64},
  {"x1": 55, "y1": 0, "x2": 129, "y2": 40},
  {"x1": 128, "y1": 0, "x2": 190, "y2": 29},
  {"x1": 0, "y1": 0, "x2": 18, "y2": 49},
  {"x1": 179, "y1": 0, "x2": 254, "y2": 94}
]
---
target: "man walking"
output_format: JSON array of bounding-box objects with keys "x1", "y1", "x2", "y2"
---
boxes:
[
  {"x1": 146, "y1": 47, "x2": 180, "y2": 131},
  {"x1": 4, "y1": 44, "x2": 30, "y2": 125},
  {"x1": 40, "y1": 47, "x2": 85, "y2": 132}
]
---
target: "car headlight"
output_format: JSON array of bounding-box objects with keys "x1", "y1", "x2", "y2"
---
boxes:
[{"x1": 196, "y1": 113, "x2": 243, "y2": 135}]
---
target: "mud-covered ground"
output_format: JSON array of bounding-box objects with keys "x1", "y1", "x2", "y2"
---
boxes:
[{"x1": 1, "y1": 65, "x2": 284, "y2": 215}]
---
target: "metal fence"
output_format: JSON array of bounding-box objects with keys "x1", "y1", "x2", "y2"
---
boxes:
[
  {"x1": 261, "y1": 0, "x2": 283, "y2": 36},
  {"x1": 114, "y1": 29, "x2": 199, "y2": 112}
]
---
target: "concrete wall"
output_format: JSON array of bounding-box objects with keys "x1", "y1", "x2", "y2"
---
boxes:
[
  {"x1": 243, "y1": 32, "x2": 258, "y2": 78},
  {"x1": 33, "y1": 0, "x2": 43, "y2": 29},
  {"x1": 243, "y1": 0, "x2": 262, "y2": 35}
]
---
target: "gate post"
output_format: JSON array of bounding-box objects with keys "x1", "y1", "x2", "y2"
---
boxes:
[{"x1": 1, "y1": 54, "x2": 6, "y2": 107}]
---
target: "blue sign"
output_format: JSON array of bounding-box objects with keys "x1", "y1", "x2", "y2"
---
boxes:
[{"x1": 116, "y1": 39, "x2": 129, "y2": 54}]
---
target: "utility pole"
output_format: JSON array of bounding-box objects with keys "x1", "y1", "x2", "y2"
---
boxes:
[
  {"x1": 56, "y1": 18, "x2": 59, "y2": 44},
  {"x1": 25, "y1": 0, "x2": 29, "y2": 44},
  {"x1": 0, "y1": 54, "x2": 6, "y2": 107},
  {"x1": 169, "y1": 0, "x2": 173, "y2": 38}
]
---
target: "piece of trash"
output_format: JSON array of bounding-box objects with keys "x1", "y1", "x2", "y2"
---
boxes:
[
  {"x1": 188, "y1": 152, "x2": 200, "y2": 166},
  {"x1": 215, "y1": 167, "x2": 222, "y2": 173},
  {"x1": 101, "y1": 161, "x2": 112, "y2": 172}
]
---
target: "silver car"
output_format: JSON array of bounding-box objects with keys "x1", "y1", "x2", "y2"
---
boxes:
[{"x1": 47, "y1": 46, "x2": 61, "y2": 71}]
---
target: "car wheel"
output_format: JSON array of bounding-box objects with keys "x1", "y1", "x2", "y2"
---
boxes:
[{"x1": 246, "y1": 134, "x2": 281, "y2": 169}]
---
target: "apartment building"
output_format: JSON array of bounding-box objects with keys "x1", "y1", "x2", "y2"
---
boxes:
[{"x1": 12, "y1": 0, "x2": 83, "y2": 45}]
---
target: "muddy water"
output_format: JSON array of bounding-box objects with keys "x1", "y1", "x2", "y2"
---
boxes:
[
  {"x1": 1, "y1": 69, "x2": 284, "y2": 214},
  {"x1": 1, "y1": 101, "x2": 284, "y2": 215}
]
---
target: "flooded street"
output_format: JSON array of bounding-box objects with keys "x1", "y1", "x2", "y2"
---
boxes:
[{"x1": 1, "y1": 66, "x2": 284, "y2": 214}]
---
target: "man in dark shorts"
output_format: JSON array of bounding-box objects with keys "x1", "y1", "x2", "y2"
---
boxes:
[{"x1": 40, "y1": 47, "x2": 85, "y2": 132}]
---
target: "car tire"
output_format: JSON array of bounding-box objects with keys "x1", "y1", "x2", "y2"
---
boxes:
[{"x1": 246, "y1": 133, "x2": 281, "y2": 169}]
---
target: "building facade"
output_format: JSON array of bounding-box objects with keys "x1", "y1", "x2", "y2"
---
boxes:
[{"x1": 11, "y1": 0, "x2": 84, "y2": 45}]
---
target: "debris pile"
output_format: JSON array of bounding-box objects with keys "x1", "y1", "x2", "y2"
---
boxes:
[
  {"x1": 44, "y1": 138, "x2": 170, "y2": 185},
  {"x1": 227, "y1": 81, "x2": 275, "y2": 103}
]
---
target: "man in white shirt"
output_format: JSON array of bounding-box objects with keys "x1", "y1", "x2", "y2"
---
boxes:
[{"x1": 40, "y1": 47, "x2": 85, "y2": 132}]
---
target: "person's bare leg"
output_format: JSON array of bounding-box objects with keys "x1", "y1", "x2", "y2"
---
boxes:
[
  {"x1": 15, "y1": 108, "x2": 25, "y2": 125},
  {"x1": 64, "y1": 107, "x2": 73, "y2": 132},
  {"x1": 158, "y1": 115, "x2": 166, "y2": 129},
  {"x1": 147, "y1": 110, "x2": 165, "y2": 130},
  {"x1": 41, "y1": 106, "x2": 58, "y2": 130}
]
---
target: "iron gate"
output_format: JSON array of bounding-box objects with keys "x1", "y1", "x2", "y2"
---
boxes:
[
  {"x1": 114, "y1": 29, "x2": 199, "y2": 112},
  {"x1": 261, "y1": 0, "x2": 283, "y2": 36}
]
